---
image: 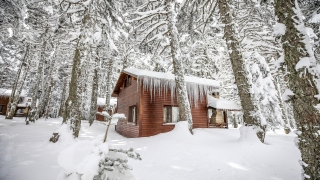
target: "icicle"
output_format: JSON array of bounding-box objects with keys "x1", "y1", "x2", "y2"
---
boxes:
[{"x1": 136, "y1": 75, "x2": 219, "y2": 107}]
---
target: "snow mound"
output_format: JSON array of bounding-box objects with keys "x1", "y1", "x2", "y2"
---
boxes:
[
  {"x1": 55, "y1": 124, "x2": 76, "y2": 146},
  {"x1": 58, "y1": 134, "x2": 105, "y2": 176},
  {"x1": 239, "y1": 126, "x2": 262, "y2": 144},
  {"x1": 170, "y1": 121, "x2": 193, "y2": 138}
]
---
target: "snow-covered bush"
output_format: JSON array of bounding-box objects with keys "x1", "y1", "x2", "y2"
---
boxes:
[{"x1": 56, "y1": 123, "x2": 141, "y2": 180}]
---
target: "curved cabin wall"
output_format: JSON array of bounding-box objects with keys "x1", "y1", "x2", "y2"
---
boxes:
[{"x1": 115, "y1": 76, "x2": 140, "y2": 138}]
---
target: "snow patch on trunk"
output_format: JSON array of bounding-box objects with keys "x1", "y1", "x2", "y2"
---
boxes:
[{"x1": 273, "y1": 23, "x2": 286, "y2": 36}]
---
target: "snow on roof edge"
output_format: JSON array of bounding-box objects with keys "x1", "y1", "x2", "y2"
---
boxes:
[
  {"x1": 123, "y1": 68, "x2": 220, "y2": 88},
  {"x1": 0, "y1": 88, "x2": 27, "y2": 97},
  {"x1": 207, "y1": 95, "x2": 241, "y2": 111}
]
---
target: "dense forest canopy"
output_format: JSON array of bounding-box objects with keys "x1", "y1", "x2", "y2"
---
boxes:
[{"x1": 0, "y1": 0, "x2": 319, "y2": 179}]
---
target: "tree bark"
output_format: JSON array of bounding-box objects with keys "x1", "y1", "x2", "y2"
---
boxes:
[
  {"x1": 63, "y1": 47, "x2": 83, "y2": 138},
  {"x1": 103, "y1": 59, "x2": 115, "y2": 142},
  {"x1": 6, "y1": 43, "x2": 30, "y2": 119},
  {"x1": 218, "y1": 0, "x2": 265, "y2": 142},
  {"x1": 35, "y1": 46, "x2": 57, "y2": 120},
  {"x1": 164, "y1": 0, "x2": 193, "y2": 134},
  {"x1": 62, "y1": 7, "x2": 92, "y2": 137},
  {"x1": 44, "y1": 75, "x2": 55, "y2": 119},
  {"x1": 89, "y1": 57, "x2": 99, "y2": 125},
  {"x1": 274, "y1": 0, "x2": 320, "y2": 178},
  {"x1": 58, "y1": 78, "x2": 68, "y2": 117}
]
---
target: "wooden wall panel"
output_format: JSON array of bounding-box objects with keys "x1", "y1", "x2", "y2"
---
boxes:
[
  {"x1": 96, "y1": 106, "x2": 104, "y2": 121},
  {"x1": 191, "y1": 100, "x2": 209, "y2": 128},
  {"x1": 114, "y1": 75, "x2": 210, "y2": 138},
  {"x1": 115, "y1": 77, "x2": 140, "y2": 138},
  {"x1": 0, "y1": 97, "x2": 9, "y2": 115},
  {"x1": 139, "y1": 89, "x2": 209, "y2": 137},
  {"x1": 115, "y1": 119, "x2": 139, "y2": 138}
]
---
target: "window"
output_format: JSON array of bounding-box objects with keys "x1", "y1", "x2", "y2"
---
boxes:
[
  {"x1": 128, "y1": 105, "x2": 137, "y2": 123},
  {"x1": 0, "y1": 105, "x2": 3, "y2": 112},
  {"x1": 124, "y1": 75, "x2": 132, "y2": 87},
  {"x1": 164, "y1": 106, "x2": 180, "y2": 123}
]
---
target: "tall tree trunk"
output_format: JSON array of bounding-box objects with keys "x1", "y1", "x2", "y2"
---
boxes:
[
  {"x1": 274, "y1": 0, "x2": 320, "y2": 178},
  {"x1": 103, "y1": 59, "x2": 115, "y2": 142},
  {"x1": 218, "y1": 0, "x2": 265, "y2": 142},
  {"x1": 63, "y1": 9, "x2": 91, "y2": 137},
  {"x1": 89, "y1": 57, "x2": 99, "y2": 125},
  {"x1": 58, "y1": 78, "x2": 68, "y2": 117},
  {"x1": 34, "y1": 47, "x2": 57, "y2": 120},
  {"x1": 63, "y1": 47, "x2": 83, "y2": 137},
  {"x1": 29, "y1": 38, "x2": 47, "y2": 121},
  {"x1": 164, "y1": 0, "x2": 193, "y2": 134},
  {"x1": 6, "y1": 43, "x2": 30, "y2": 119},
  {"x1": 44, "y1": 76, "x2": 55, "y2": 119}
]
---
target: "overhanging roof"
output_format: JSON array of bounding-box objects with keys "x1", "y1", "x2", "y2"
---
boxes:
[
  {"x1": 112, "y1": 68, "x2": 220, "y2": 97},
  {"x1": 207, "y1": 95, "x2": 241, "y2": 111}
]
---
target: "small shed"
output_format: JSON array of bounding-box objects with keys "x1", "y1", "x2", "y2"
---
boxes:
[
  {"x1": 112, "y1": 68, "x2": 226, "y2": 138},
  {"x1": 207, "y1": 93, "x2": 241, "y2": 128}
]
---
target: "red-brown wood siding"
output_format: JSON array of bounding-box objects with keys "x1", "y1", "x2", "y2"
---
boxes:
[
  {"x1": 139, "y1": 89, "x2": 176, "y2": 137},
  {"x1": 114, "y1": 76, "x2": 209, "y2": 138},
  {"x1": 115, "y1": 119, "x2": 139, "y2": 138},
  {"x1": 96, "y1": 106, "x2": 104, "y2": 121},
  {"x1": 139, "y1": 89, "x2": 208, "y2": 137},
  {"x1": 115, "y1": 77, "x2": 140, "y2": 138},
  {"x1": 0, "y1": 97, "x2": 9, "y2": 115},
  {"x1": 191, "y1": 100, "x2": 209, "y2": 129},
  {"x1": 0, "y1": 97, "x2": 29, "y2": 117}
]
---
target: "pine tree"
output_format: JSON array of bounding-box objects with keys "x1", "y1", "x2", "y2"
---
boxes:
[
  {"x1": 218, "y1": 0, "x2": 266, "y2": 142},
  {"x1": 274, "y1": 0, "x2": 320, "y2": 178}
]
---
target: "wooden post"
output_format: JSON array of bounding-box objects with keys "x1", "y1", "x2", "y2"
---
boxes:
[{"x1": 223, "y1": 111, "x2": 228, "y2": 128}]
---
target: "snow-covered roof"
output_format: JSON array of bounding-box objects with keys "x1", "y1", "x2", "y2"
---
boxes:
[
  {"x1": 207, "y1": 95, "x2": 241, "y2": 111},
  {"x1": 124, "y1": 68, "x2": 220, "y2": 87},
  {"x1": 17, "y1": 97, "x2": 32, "y2": 107},
  {"x1": 97, "y1": 98, "x2": 117, "y2": 106},
  {"x1": 0, "y1": 89, "x2": 26, "y2": 97},
  {"x1": 112, "y1": 68, "x2": 220, "y2": 107}
]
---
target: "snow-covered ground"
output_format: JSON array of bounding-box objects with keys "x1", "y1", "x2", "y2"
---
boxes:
[{"x1": 0, "y1": 115, "x2": 301, "y2": 180}]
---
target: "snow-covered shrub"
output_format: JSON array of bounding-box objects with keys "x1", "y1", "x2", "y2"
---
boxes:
[{"x1": 56, "y1": 128, "x2": 141, "y2": 180}]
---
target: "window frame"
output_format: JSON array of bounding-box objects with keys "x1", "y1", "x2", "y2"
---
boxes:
[
  {"x1": 128, "y1": 105, "x2": 137, "y2": 124},
  {"x1": 124, "y1": 75, "x2": 132, "y2": 88},
  {"x1": 163, "y1": 105, "x2": 180, "y2": 123}
]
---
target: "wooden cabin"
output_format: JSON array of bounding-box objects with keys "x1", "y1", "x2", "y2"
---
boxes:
[
  {"x1": 96, "y1": 98, "x2": 117, "y2": 121},
  {"x1": 111, "y1": 68, "x2": 241, "y2": 138},
  {"x1": 0, "y1": 89, "x2": 31, "y2": 117}
]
